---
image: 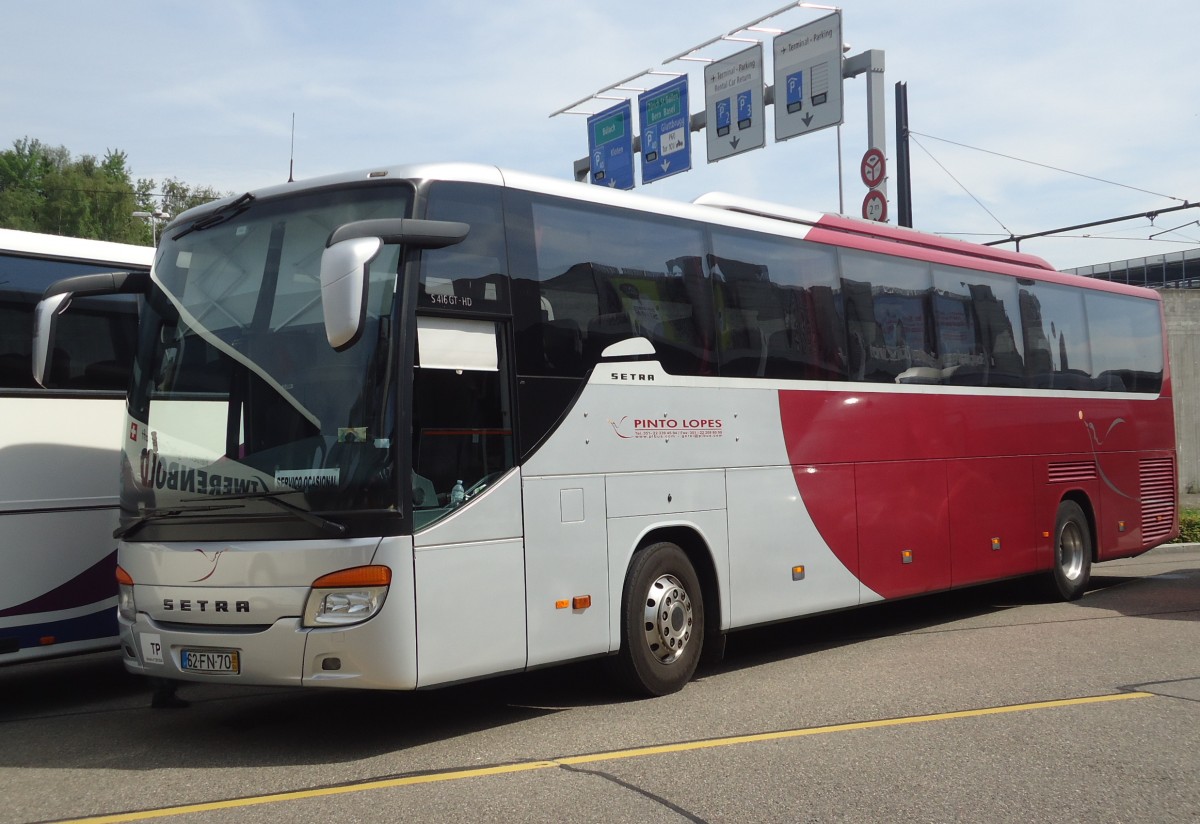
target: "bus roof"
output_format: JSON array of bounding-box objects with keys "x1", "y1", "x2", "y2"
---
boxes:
[
  {"x1": 691, "y1": 191, "x2": 1058, "y2": 272},
  {"x1": 0, "y1": 228, "x2": 154, "y2": 267},
  {"x1": 176, "y1": 163, "x2": 1156, "y2": 297}
]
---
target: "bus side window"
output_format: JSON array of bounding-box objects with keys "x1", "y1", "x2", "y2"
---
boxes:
[
  {"x1": 841, "y1": 250, "x2": 936, "y2": 384},
  {"x1": 1085, "y1": 291, "x2": 1163, "y2": 393},
  {"x1": 708, "y1": 229, "x2": 846, "y2": 381},
  {"x1": 1020, "y1": 283, "x2": 1091, "y2": 390},
  {"x1": 0, "y1": 254, "x2": 139, "y2": 392},
  {"x1": 932, "y1": 266, "x2": 1025, "y2": 388},
  {"x1": 516, "y1": 194, "x2": 711, "y2": 378},
  {"x1": 421, "y1": 182, "x2": 510, "y2": 315}
]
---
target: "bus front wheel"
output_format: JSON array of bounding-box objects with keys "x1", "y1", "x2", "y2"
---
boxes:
[
  {"x1": 1049, "y1": 500, "x2": 1092, "y2": 601},
  {"x1": 610, "y1": 542, "x2": 705, "y2": 697}
]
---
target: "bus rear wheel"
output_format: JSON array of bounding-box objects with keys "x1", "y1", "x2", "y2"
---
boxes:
[
  {"x1": 610, "y1": 542, "x2": 705, "y2": 697},
  {"x1": 1049, "y1": 500, "x2": 1092, "y2": 601}
]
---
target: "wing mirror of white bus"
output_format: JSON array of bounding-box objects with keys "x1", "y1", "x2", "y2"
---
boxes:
[
  {"x1": 320, "y1": 218, "x2": 469, "y2": 352},
  {"x1": 32, "y1": 293, "x2": 70, "y2": 388},
  {"x1": 32, "y1": 270, "x2": 149, "y2": 388},
  {"x1": 320, "y1": 236, "x2": 383, "y2": 351}
]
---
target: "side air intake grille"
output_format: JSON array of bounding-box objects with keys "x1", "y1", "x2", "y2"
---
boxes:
[
  {"x1": 1047, "y1": 461, "x2": 1097, "y2": 484},
  {"x1": 1140, "y1": 457, "x2": 1177, "y2": 547}
]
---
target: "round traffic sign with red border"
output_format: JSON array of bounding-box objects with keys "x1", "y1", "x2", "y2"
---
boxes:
[
  {"x1": 862, "y1": 189, "x2": 887, "y2": 222},
  {"x1": 860, "y1": 148, "x2": 886, "y2": 189}
]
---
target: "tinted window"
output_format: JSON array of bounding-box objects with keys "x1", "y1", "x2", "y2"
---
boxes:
[
  {"x1": 932, "y1": 266, "x2": 1025, "y2": 387},
  {"x1": 1085, "y1": 292, "x2": 1163, "y2": 392},
  {"x1": 708, "y1": 229, "x2": 845, "y2": 380},
  {"x1": 512, "y1": 194, "x2": 711, "y2": 377},
  {"x1": 421, "y1": 182, "x2": 510, "y2": 315},
  {"x1": 0, "y1": 252, "x2": 141, "y2": 392},
  {"x1": 1019, "y1": 282, "x2": 1091, "y2": 389},
  {"x1": 841, "y1": 250, "x2": 936, "y2": 383}
]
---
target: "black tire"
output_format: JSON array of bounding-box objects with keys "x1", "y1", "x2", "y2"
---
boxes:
[
  {"x1": 609, "y1": 542, "x2": 705, "y2": 697},
  {"x1": 1049, "y1": 500, "x2": 1092, "y2": 601}
]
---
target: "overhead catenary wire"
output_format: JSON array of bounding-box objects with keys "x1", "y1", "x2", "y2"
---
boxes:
[
  {"x1": 908, "y1": 130, "x2": 1188, "y2": 204},
  {"x1": 908, "y1": 133, "x2": 1014, "y2": 237},
  {"x1": 905, "y1": 129, "x2": 1199, "y2": 250}
]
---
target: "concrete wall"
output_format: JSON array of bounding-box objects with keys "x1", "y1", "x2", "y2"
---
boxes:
[{"x1": 1162, "y1": 290, "x2": 1200, "y2": 494}]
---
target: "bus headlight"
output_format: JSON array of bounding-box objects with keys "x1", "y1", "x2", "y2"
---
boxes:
[
  {"x1": 116, "y1": 565, "x2": 136, "y2": 622},
  {"x1": 303, "y1": 565, "x2": 391, "y2": 627}
]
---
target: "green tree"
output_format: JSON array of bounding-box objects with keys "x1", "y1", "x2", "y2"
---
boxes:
[
  {"x1": 144, "y1": 176, "x2": 229, "y2": 219},
  {"x1": 39, "y1": 152, "x2": 144, "y2": 243},
  {"x1": 0, "y1": 137, "x2": 227, "y2": 245}
]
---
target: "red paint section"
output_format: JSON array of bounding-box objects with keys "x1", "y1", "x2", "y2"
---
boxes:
[
  {"x1": 855, "y1": 460, "x2": 951, "y2": 598},
  {"x1": 778, "y1": 388, "x2": 1177, "y2": 599},
  {"x1": 945, "y1": 457, "x2": 1037, "y2": 586}
]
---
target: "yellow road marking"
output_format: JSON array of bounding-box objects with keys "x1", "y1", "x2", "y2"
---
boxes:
[{"x1": 56, "y1": 691, "x2": 1153, "y2": 824}]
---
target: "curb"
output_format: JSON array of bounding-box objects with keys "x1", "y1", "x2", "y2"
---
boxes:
[{"x1": 1150, "y1": 542, "x2": 1200, "y2": 553}]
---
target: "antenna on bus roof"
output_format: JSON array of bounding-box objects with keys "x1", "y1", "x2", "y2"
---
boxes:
[{"x1": 288, "y1": 113, "x2": 295, "y2": 183}]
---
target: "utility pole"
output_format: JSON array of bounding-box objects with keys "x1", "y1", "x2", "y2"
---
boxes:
[{"x1": 894, "y1": 82, "x2": 913, "y2": 228}]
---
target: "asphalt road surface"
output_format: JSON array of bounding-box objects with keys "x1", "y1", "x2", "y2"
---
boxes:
[{"x1": 3, "y1": 545, "x2": 1198, "y2": 823}]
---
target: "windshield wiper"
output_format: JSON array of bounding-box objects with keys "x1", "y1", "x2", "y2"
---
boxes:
[
  {"x1": 114, "y1": 503, "x2": 243, "y2": 539},
  {"x1": 183, "y1": 490, "x2": 348, "y2": 536},
  {"x1": 171, "y1": 192, "x2": 256, "y2": 240}
]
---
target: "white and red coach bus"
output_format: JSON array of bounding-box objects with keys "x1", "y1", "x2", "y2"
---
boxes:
[{"x1": 34, "y1": 164, "x2": 1177, "y2": 696}]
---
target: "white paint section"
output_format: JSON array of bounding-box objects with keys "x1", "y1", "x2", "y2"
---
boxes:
[
  {"x1": 0, "y1": 396, "x2": 124, "y2": 508},
  {"x1": 523, "y1": 475, "x2": 610, "y2": 667},
  {"x1": 726, "y1": 466, "x2": 864, "y2": 627},
  {"x1": 606, "y1": 470, "x2": 726, "y2": 518},
  {"x1": 119, "y1": 537, "x2": 381, "y2": 590},
  {"x1": 414, "y1": 538, "x2": 526, "y2": 687},
  {"x1": 413, "y1": 471, "x2": 527, "y2": 686},
  {"x1": 522, "y1": 362, "x2": 790, "y2": 478}
]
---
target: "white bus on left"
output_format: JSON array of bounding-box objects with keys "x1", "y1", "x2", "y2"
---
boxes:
[{"x1": 0, "y1": 228, "x2": 152, "y2": 664}]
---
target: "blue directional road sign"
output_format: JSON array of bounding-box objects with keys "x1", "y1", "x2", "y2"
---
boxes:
[
  {"x1": 638, "y1": 76, "x2": 691, "y2": 184},
  {"x1": 587, "y1": 100, "x2": 634, "y2": 190}
]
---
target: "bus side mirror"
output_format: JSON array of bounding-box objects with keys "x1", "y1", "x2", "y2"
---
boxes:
[
  {"x1": 32, "y1": 270, "x2": 148, "y2": 388},
  {"x1": 319, "y1": 218, "x2": 470, "y2": 352},
  {"x1": 320, "y1": 237, "x2": 382, "y2": 351},
  {"x1": 32, "y1": 294, "x2": 70, "y2": 388}
]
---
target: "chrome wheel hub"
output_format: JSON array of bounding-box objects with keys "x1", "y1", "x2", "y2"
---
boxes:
[
  {"x1": 642, "y1": 574, "x2": 693, "y2": 664},
  {"x1": 1059, "y1": 521, "x2": 1086, "y2": 581}
]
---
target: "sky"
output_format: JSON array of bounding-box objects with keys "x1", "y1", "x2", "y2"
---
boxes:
[{"x1": 3, "y1": 0, "x2": 1198, "y2": 271}]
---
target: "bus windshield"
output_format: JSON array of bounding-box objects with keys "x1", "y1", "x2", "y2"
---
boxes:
[{"x1": 121, "y1": 184, "x2": 412, "y2": 535}]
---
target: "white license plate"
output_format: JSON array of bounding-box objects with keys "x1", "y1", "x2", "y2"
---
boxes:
[{"x1": 180, "y1": 648, "x2": 240, "y2": 674}]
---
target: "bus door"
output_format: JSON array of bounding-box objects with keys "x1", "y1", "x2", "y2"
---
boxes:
[{"x1": 410, "y1": 316, "x2": 525, "y2": 687}]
